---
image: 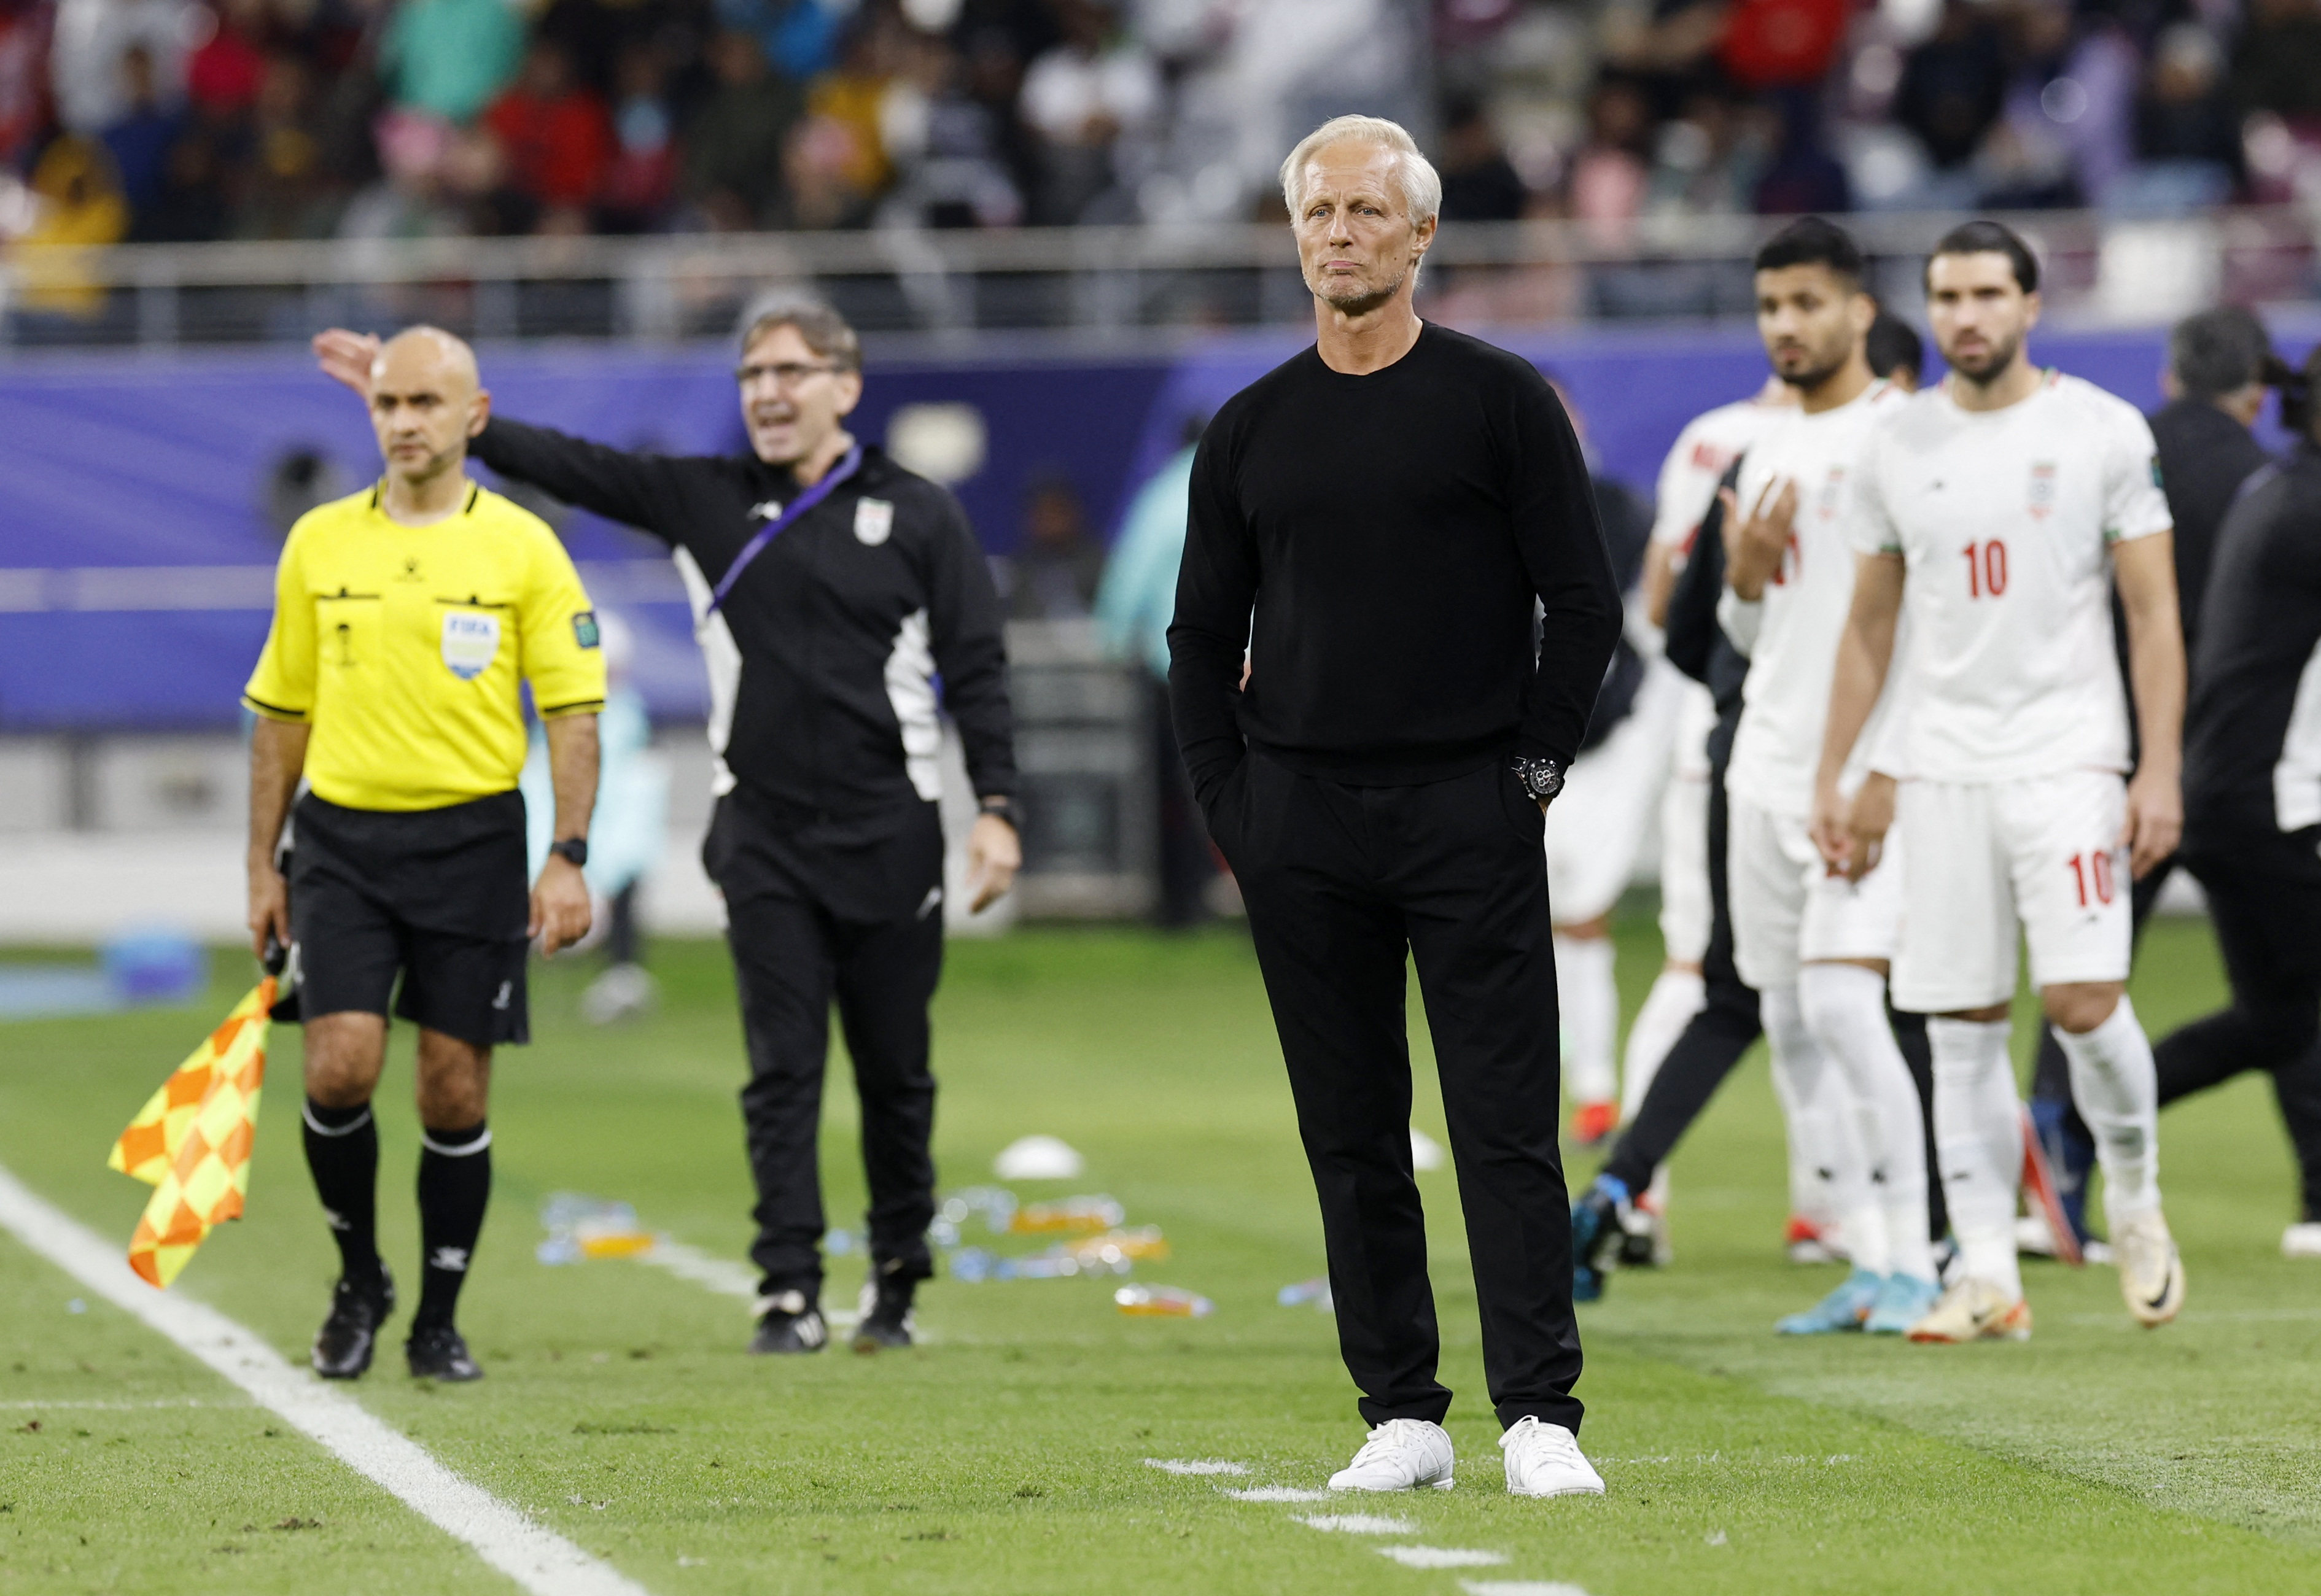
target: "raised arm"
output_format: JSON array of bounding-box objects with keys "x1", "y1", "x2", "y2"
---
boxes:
[
  {"x1": 2113, "y1": 531, "x2": 2185, "y2": 877},
  {"x1": 1510, "y1": 382, "x2": 1622, "y2": 768},
  {"x1": 1811, "y1": 551, "x2": 1905, "y2": 872},
  {"x1": 1167, "y1": 428, "x2": 1256, "y2": 808}
]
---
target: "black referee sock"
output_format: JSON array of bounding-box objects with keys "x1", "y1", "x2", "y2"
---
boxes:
[
  {"x1": 301, "y1": 1097, "x2": 382, "y2": 1286},
  {"x1": 414, "y1": 1121, "x2": 492, "y2": 1330}
]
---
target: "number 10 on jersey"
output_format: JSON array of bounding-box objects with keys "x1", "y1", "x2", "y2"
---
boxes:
[{"x1": 1963, "y1": 539, "x2": 2009, "y2": 598}]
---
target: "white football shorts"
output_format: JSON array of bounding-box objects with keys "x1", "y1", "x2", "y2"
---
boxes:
[
  {"x1": 1727, "y1": 793, "x2": 1905, "y2": 990},
  {"x1": 1544, "y1": 660, "x2": 1682, "y2": 926},
  {"x1": 1657, "y1": 770, "x2": 1711, "y2": 965},
  {"x1": 1889, "y1": 770, "x2": 2133, "y2": 1013}
]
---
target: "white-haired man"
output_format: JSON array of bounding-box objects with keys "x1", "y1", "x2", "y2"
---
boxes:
[{"x1": 1171, "y1": 115, "x2": 1622, "y2": 1497}]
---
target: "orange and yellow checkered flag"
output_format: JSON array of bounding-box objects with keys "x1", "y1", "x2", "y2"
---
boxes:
[{"x1": 106, "y1": 978, "x2": 276, "y2": 1288}]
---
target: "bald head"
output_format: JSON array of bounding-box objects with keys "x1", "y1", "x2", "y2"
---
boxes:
[{"x1": 367, "y1": 324, "x2": 489, "y2": 496}]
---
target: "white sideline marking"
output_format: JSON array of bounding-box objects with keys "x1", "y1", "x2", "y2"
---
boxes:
[
  {"x1": 636, "y1": 1239, "x2": 861, "y2": 1331},
  {"x1": 1221, "y1": 1486, "x2": 1332, "y2": 1502},
  {"x1": 1143, "y1": 1458, "x2": 1250, "y2": 1476},
  {"x1": 2, "y1": 1397, "x2": 249, "y2": 1409},
  {"x1": 1461, "y1": 1584, "x2": 1593, "y2": 1595},
  {"x1": 0, "y1": 1163, "x2": 651, "y2": 1596},
  {"x1": 1377, "y1": 1547, "x2": 1510, "y2": 1569},
  {"x1": 1294, "y1": 1514, "x2": 1417, "y2": 1535}
]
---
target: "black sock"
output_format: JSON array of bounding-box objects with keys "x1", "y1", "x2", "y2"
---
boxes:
[
  {"x1": 414, "y1": 1121, "x2": 492, "y2": 1330},
  {"x1": 302, "y1": 1098, "x2": 381, "y2": 1284}
]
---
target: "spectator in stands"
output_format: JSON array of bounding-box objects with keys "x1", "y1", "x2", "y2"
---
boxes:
[
  {"x1": 681, "y1": 29, "x2": 799, "y2": 228},
  {"x1": 2131, "y1": 23, "x2": 2243, "y2": 210},
  {"x1": 1892, "y1": 0, "x2": 2006, "y2": 172},
  {"x1": 1647, "y1": 91, "x2": 1762, "y2": 217},
  {"x1": 231, "y1": 53, "x2": 333, "y2": 239},
  {"x1": 50, "y1": 0, "x2": 187, "y2": 134},
  {"x1": 14, "y1": 133, "x2": 127, "y2": 317},
  {"x1": 485, "y1": 38, "x2": 614, "y2": 228},
  {"x1": 131, "y1": 104, "x2": 232, "y2": 239},
  {"x1": 2232, "y1": 0, "x2": 2321, "y2": 120},
  {"x1": 0, "y1": 0, "x2": 50, "y2": 173},
  {"x1": 879, "y1": 27, "x2": 1024, "y2": 229},
  {"x1": 718, "y1": 0, "x2": 843, "y2": 83},
  {"x1": 803, "y1": 8, "x2": 904, "y2": 205},
  {"x1": 599, "y1": 41, "x2": 678, "y2": 232},
  {"x1": 1437, "y1": 95, "x2": 1526, "y2": 222},
  {"x1": 379, "y1": 0, "x2": 524, "y2": 125},
  {"x1": 100, "y1": 42, "x2": 180, "y2": 212},
  {"x1": 1568, "y1": 77, "x2": 1652, "y2": 247},
  {"x1": 187, "y1": 0, "x2": 266, "y2": 121},
  {"x1": 1003, "y1": 472, "x2": 1104, "y2": 622},
  {"x1": 1017, "y1": 0, "x2": 1157, "y2": 223}
]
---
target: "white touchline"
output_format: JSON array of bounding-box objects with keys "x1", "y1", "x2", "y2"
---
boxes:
[{"x1": 0, "y1": 1163, "x2": 653, "y2": 1596}]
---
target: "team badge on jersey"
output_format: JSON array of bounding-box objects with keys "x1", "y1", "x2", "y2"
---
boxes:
[
  {"x1": 440, "y1": 610, "x2": 501, "y2": 680},
  {"x1": 2028, "y1": 461, "x2": 2058, "y2": 520},
  {"x1": 854, "y1": 498, "x2": 895, "y2": 546}
]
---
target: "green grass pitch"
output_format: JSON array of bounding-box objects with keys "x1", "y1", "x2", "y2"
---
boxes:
[{"x1": 5, "y1": 912, "x2": 2321, "y2": 1594}]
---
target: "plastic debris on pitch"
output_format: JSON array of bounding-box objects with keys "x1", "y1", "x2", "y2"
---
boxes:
[
  {"x1": 537, "y1": 1194, "x2": 657, "y2": 1265},
  {"x1": 1009, "y1": 1195, "x2": 1126, "y2": 1234},
  {"x1": 995, "y1": 1134, "x2": 1085, "y2": 1180},
  {"x1": 1278, "y1": 1277, "x2": 1334, "y2": 1311},
  {"x1": 949, "y1": 1226, "x2": 1167, "y2": 1283},
  {"x1": 1115, "y1": 1284, "x2": 1213, "y2": 1317},
  {"x1": 929, "y1": 1186, "x2": 1019, "y2": 1245}
]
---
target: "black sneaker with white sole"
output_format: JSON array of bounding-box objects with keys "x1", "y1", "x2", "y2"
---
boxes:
[
  {"x1": 312, "y1": 1265, "x2": 395, "y2": 1380},
  {"x1": 406, "y1": 1321, "x2": 484, "y2": 1381},
  {"x1": 748, "y1": 1290, "x2": 828, "y2": 1354},
  {"x1": 852, "y1": 1265, "x2": 919, "y2": 1353}
]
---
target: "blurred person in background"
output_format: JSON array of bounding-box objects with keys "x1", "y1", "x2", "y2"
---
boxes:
[
  {"x1": 1003, "y1": 471, "x2": 1104, "y2": 621},
  {"x1": 1095, "y1": 419, "x2": 1214, "y2": 926},
  {"x1": 1016, "y1": 0, "x2": 1156, "y2": 223},
  {"x1": 99, "y1": 41, "x2": 180, "y2": 214},
  {"x1": 598, "y1": 41, "x2": 680, "y2": 231},
  {"x1": 50, "y1": 0, "x2": 187, "y2": 136},
  {"x1": 2232, "y1": 0, "x2": 2321, "y2": 122},
  {"x1": 1436, "y1": 94, "x2": 1526, "y2": 223},
  {"x1": 523, "y1": 610, "x2": 670, "y2": 1024},
  {"x1": 2026, "y1": 304, "x2": 2283, "y2": 1252},
  {"x1": 681, "y1": 29, "x2": 801, "y2": 228},
  {"x1": 11, "y1": 134, "x2": 127, "y2": 319},
  {"x1": 1892, "y1": 0, "x2": 2007, "y2": 180},
  {"x1": 1865, "y1": 309, "x2": 1923, "y2": 391},
  {"x1": 2150, "y1": 345, "x2": 2321, "y2": 1258},
  {"x1": 378, "y1": 0, "x2": 523, "y2": 126},
  {"x1": 2132, "y1": 23, "x2": 2244, "y2": 207},
  {"x1": 484, "y1": 37, "x2": 613, "y2": 231}
]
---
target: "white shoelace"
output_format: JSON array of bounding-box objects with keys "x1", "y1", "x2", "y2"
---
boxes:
[{"x1": 1503, "y1": 1416, "x2": 1582, "y2": 1471}]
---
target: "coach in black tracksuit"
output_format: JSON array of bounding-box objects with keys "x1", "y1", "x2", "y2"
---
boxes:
[
  {"x1": 1170, "y1": 160, "x2": 1620, "y2": 1457},
  {"x1": 322, "y1": 300, "x2": 1020, "y2": 1354}
]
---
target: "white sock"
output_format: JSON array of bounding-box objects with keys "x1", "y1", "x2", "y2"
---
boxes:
[
  {"x1": 1928, "y1": 1017, "x2": 2023, "y2": 1301},
  {"x1": 1620, "y1": 966, "x2": 1705, "y2": 1122},
  {"x1": 1799, "y1": 963, "x2": 1934, "y2": 1284},
  {"x1": 1556, "y1": 933, "x2": 1619, "y2": 1106},
  {"x1": 1764, "y1": 983, "x2": 1880, "y2": 1271},
  {"x1": 2051, "y1": 994, "x2": 2163, "y2": 1224}
]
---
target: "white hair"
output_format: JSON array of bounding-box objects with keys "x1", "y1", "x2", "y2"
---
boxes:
[{"x1": 1278, "y1": 115, "x2": 1443, "y2": 225}]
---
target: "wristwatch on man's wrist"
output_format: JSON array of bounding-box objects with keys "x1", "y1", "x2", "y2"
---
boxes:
[
  {"x1": 978, "y1": 796, "x2": 1022, "y2": 832},
  {"x1": 1510, "y1": 754, "x2": 1565, "y2": 807},
  {"x1": 548, "y1": 837, "x2": 589, "y2": 868}
]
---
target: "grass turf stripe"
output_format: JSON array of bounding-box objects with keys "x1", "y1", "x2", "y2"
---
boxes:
[{"x1": 0, "y1": 1160, "x2": 653, "y2": 1596}]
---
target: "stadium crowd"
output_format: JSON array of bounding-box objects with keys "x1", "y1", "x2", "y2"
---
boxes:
[{"x1": 1, "y1": 0, "x2": 2317, "y2": 255}]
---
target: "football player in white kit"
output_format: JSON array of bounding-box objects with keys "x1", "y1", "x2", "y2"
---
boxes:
[
  {"x1": 1816, "y1": 221, "x2": 2189, "y2": 1342},
  {"x1": 1714, "y1": 219, "x2": 1941, "y2": 1336}
]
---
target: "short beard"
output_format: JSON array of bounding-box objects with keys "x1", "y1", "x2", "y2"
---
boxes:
[
  {"x1": 1311, "y1": 261, "x2": 1410, "y2": 319},
  {"x1": 1777, "y1": 352, "x2": 1850, "y2": 393},
  {"x1": 1947, "y1": 334, "x2": 2021, "y2": 389}
]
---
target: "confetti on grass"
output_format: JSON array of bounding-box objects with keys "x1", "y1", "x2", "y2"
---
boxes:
[{"x1": 1142, "y1": 1458, "x2": 1250, "y2": 1476}]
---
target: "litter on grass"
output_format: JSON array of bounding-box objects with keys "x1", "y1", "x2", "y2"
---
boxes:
[
  {"x1": 1115, "y1": 1285, "x2": 1213, "y2": 1317},
  {"x1": 1378, "y1": 1548, "x2": 1510, "y2": 1568},
  {"x1": 537, "y1": 1196, "x2": 656, "y2": 1264},
  {"x1": 995, "y1": 1135, "x2": 1084, "y2": 1180},
  {"x1": 1278, "y1": 1277, "x2": 1333, "y2": 1311},
  {"x1": 1009, "y1": 1195, "x2": 1126, "y2": 1234},
  {"x1": 1143, "y1": 1458, "x2": 1249, "y2": 1476},
  {"x1": 950, "y1": 1228, "x2": 1168, "y2": 1282},
  {"x1": 930, "y1": 1187, "x2": 1019, "y2": 1244},
  {"x1": 1294, "y1": 1514, "x2": 1417, "y2": 1535},
  {"x1": 1410, "y1": 1128, "x2": 1447, "y2": 1172},
  {"x1": 1221, "y1": 1486, "x2": 1331, "y2": 1502}
]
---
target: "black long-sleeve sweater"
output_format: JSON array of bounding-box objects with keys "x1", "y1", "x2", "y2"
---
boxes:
[
  {"x1": 470, "y1": 419, "x2": 1016, "y2": 819},
  {"x1": 1166, "y1": 323, "x2": 1622, "y2": 805}
]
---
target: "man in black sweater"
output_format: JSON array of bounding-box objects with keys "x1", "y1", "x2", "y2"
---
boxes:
[
  {"x1": 313, "y1": 298, "x2": 1021, "y2": 1356},
  {"x1": 1169, "y1": 115, "x2": 1622, "y2": 1499}
]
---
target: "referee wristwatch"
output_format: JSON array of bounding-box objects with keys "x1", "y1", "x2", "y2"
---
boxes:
[
  {"x1": 548, "y1": 837, "x2": 589, "y2": 868},
  {"x1": 1510, "y1": 754, "x2": 1565, "y2": 807}
]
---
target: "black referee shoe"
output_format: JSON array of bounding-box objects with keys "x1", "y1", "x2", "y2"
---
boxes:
[
  {"x1": 852, "y1": 1267, "x2": 919, "y2": 1354},
  {"x1": 313, "y1": 1265, "x2": 395, "y2": 1380},
  {"x1": 406, "y1": 1321, "x2": 484, "y2": 1381},
  {"x1": 748, "y1": 1290, "x2": 828, "y2": 1355}
]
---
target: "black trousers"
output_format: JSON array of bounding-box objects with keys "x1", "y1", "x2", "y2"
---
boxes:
[
  {"x1": 2149, "y1": 823, "x2": 2321, "y2": 1219},
  {"x1": 704, "y1": 790, "x2": 947, "y2": 1296},
  {"x1": 1210, "y1": 750, "x2": 1583, "y2": 1434}
]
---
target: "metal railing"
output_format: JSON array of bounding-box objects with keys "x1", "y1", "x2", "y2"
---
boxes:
[{"x1": 3, "y1": 206, "x2": 2315, "y2": 347}]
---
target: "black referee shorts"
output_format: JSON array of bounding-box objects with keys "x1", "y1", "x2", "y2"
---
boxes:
[{"x1": 288, "y1": 790, "x2": 532, "y2": 1049}]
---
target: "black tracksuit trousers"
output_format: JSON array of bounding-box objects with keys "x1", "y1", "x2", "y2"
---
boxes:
[
  {"x1": 1211, "y1": 750, "x2": 1584, "y2": 1435},
  {"x1": 704, "y1": 790, "x2": 947, "y2": 1297}
]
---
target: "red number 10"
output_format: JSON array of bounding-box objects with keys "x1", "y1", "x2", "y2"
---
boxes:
[
  {"x1": 2069, "y1": 850, "x2": 2115, "y2": 907},
  {"x1": 1963, "y1": 539, "x2": 2008, "y2": 598}
]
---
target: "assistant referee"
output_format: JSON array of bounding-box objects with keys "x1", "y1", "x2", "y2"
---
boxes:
[
  {"x1": 1170, "y1": 117, "x2": 1621, "y2": 1498},
  {"x1": 246, "y1": 327, "x2": 604, "y2": 1383},
  {"x1": 313, "y1": 294, "x2": 1020, "y2": 1356}
]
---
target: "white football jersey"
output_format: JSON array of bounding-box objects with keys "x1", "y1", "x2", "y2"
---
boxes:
[
  {"x1": 1727, "y1": 382, "x2": 1906, "y2": 815},
  {"x1": 1650, "y1": 389, "x2": 1792, "y2": 550},
  {"x1": 1851, "y1": 370, "x2": 2171, "y2": 782}
]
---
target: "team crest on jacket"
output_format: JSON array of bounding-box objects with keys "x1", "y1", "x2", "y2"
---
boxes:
[
  {"x1": 2028, "y1": 461, "x2": 2058, "y2": 519},
  {"x1": 440, "y1": 610, "x2": 500, "y2": 680},
  {"x1": 855, "y1": 498, "x2": 895, "y2": 546}
]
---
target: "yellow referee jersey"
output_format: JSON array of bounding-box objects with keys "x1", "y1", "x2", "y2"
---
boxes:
[{"x1": 243, "y1": 482, "x2": 607, "y2": 812}]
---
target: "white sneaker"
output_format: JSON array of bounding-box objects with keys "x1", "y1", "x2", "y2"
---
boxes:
[
  {"x1": 2113, "y1": 1208, "x2": 2185, "y2": 1327},
  {"x1": 2285, "y1": 1222, "x2": 2321, "y2": 1260},
  {"x1": 1499, "y1": 1416, "x2": 1604, "y2": 1498},
  {"x1": 1328, "y1": 1419, "x2": 1455, "y2": 1491}
]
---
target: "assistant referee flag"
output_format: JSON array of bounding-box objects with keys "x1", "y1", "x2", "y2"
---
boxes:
[{"x1": 242, "y1": 482, "x2": 606, "y2": 810}]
